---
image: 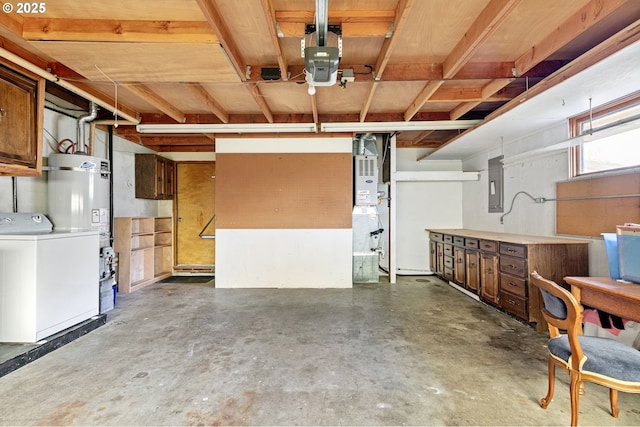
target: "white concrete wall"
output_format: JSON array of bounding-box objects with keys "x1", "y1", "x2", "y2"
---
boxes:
[
  {"x1": 214, "y1": 137, "x2": 353, "y2": 288},
  {"x1": 461, "y1": 121, "x2": 607, "y2": 276}
]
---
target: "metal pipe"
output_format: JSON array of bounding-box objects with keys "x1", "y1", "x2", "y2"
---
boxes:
[{"x1": 76, "y1": 101, "x2": 98, "y2": 154}]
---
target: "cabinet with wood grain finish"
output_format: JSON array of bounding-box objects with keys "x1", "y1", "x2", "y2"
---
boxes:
[
  {"x1": 135, "y1": 154, "x2": 174, "y2": 199},
  {"x1": 0, "y1": 60, "x2": 44, "y2": 176},
  {"x1": 428, "y1": 229, "x2": 590, "y2": 330}
]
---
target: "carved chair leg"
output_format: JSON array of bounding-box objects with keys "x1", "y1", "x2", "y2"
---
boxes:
[
  {"x1": 569, "y1": 371, "x2": 581, "y2": 427},
  {"x1": 540, "y1": 357, "x2": 555, "y2": 409},
  {"x1": 610, "y1": 388, "x2": 619, "y2": 418}
]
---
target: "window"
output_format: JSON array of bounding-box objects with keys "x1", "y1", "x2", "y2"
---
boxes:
[{"x1": 570, "y1": 92, "x2": 640, "y2": 177}]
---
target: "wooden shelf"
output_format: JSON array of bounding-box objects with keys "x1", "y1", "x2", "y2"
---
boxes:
[{"x1": 115, "y1": 217, "x2": 173, "y2": 293}]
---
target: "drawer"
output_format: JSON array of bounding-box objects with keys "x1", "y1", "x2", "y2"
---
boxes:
[
  {"x1": 465, "y1": 238, "x2": 479, "y2": 249},
  {"x1": 479, "y1": 239, "x2": 498, "y2": 252},
  {"x1": 500, "y1": 290, "x2": 528, "y2": 319},
  {"x1": 453, "y1": 236, "x2": 465, "y2": 246},
  {"x1": 444, "y1": 235, "x2": 453, "y2": 244},
  {"x1": 443, "y1": 244, "x2": 453, "y2": 256},
  {"x1": 444, "y1": 267, "x2": 454, "y2": 281},
  {"x1": 430, "y1": 232, "x2": 443, "y2": 242},
  {"x1": 500, "y1": 273, "x2": 527, "y2": 298},
  {"x1": 500, "y1": 243, "x2": 527, "y2": 258},
  {"x1": 444, "y1": 256, "x2": 454, "y2": 269},
  {"x1": 500, "y1": 255, "x2": 527, "y2": 277}
]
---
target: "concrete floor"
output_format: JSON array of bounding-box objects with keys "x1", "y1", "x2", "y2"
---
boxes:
[{"x1": 0, "y1": 275, "x2": 638, "y2": 426}]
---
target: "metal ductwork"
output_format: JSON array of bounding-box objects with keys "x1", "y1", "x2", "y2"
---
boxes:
[{"x1": 76, "y1": 101, "x2": 98, "y2": 154}]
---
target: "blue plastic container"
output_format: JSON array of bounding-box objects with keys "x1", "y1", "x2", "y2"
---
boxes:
[
  {"x1": 602, "y1": 233, "x2": 620, "y2": 280},
  {"x1": 617, "y1": 226, "x2": 640, "y2": 283}
]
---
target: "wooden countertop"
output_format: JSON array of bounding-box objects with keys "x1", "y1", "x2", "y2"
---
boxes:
[{"x1": 427, "y1": 229, "x2": 591, "y2": 245}]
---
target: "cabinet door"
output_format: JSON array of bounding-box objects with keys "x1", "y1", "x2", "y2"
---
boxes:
[
  {"x1": 0, "y1": 63, "x2": 43, "y2": 176},
  {"x1": 453, "y1": 246, "x2": 465, "y2": 284},
  {"x1": 164, "y1": 159, "x2": 174, "y2": 199},
  {"x1": 465, "y1": 250, "x2": 480, "y2": 294},
  {"x1": 429, "y1": 241, "x2": 437, "y2": 273},
  {"x1": 480, "y1": 252, "x2": 500, "y2": 304},
  {"x1": 436, "y1": 242, "x2": 444, "y2": 276},
  {"x1": 155, "y1": 157, "x2": 166, "y2": 198}
]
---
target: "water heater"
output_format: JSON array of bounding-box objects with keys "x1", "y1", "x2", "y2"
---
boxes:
[{"x1": 47, "y1": 153, "x2": 111, "y2": 248}]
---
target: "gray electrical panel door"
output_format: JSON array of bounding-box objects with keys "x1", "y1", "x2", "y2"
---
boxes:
[{"x1": 488, "y1": 156, "x2": 504, "y2": 213}]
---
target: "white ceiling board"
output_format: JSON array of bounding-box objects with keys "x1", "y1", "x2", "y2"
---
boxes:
[{"x1": 426, "y1": 39, "x2": 640, "y2": 161}]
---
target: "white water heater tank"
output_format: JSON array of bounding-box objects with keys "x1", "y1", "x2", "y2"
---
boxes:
[{"x1": 47, "y1": 153, "x2": 110, "y2": 247}]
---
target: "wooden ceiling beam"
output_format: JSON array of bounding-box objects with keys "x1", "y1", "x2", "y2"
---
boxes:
[
  {"x1": 449, "y1": 78, "x2": 513, "y2": 119},
  {"x1": 186, "y1": 83, "x2": 229, "y2": 124},
  {"x1": 21, "y1": 18, "x2": 217, "y2": 43},
  {"x1": 275, "y1": 10, "x2": 395, "y2": 23},
  {"x1": 0, "y1": 7, "x2": 23, "y2": 35},
  {"x1": 373, "y1": 0, "x2": 415, "y2": 80},
  {"x1": 260, "y1": 0, "x2": 289, "y2": 81},
  {"x1": 360, "y1": 82, "x2": 379, "y2": 122},
  {"x1": 396, "y1": 139, "x2": 442, "y2": 148},
  {"x1": 134, "y1": 136, "x2": 216, "y2": 146},
  {"x1": 443, "y1": 0, "x2": 522, "y2": 79},
  {"x1": 404, "y1": 80, "x2": 445, "y2": 121},
  {"x1": 245, "y1": 83, "x2": 274, "y2": 123},
  {"x1": 450, "y1": 101, "x2": 482, "y2": 121},
  {"x1": 310, "y1": 94, "x2": 319, "y2": 125},
  {"x1": 410, "y1": 130, "x2": 435, "y2": 145},
  {"x1": 195, "y1": 0, "x2": 247, "y2": 82},
  {"x1": 246, "y1": 61, "x2": 561, "y2": 83},
  {"x1": 514, "y1": 0, "x2": 629, "y2": 76},
  {"x1": 362, "y1": 0, "x2": 415, "y2": 122},
  {"x1": 123, "y1": 83, "x2": 186, "y2": 123}
]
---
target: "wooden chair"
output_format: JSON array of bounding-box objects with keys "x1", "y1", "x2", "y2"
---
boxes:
[{"x1": 530, "y1": 271, "x2": 640, "y2": 426}]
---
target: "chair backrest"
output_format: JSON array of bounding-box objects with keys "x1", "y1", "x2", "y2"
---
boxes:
[{"x1": 530, "y1": 271, "x2": 585, "y2": 368}]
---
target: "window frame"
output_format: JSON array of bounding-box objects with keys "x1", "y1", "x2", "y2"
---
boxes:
[{"x1": 569, "y1": 91, "x2": 640, "y2": 177}]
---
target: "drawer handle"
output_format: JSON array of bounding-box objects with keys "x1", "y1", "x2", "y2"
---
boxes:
[
  {"x1": 485, "y1": 268, "x2": 492, "y2": 274},
  {"x1": 457, "y1": 258, "x2": 463, "y2": 263},
  {"x1": 507, "y1": 248, "x2": 516, "y2": 253},
  {"x1": 507, "y1": 264, "x2": 517, "y2": 269},
  {"x1": 469, "y1": 262, "x2": 476, "y2": 267},
  {"x1": 507, "y1": 299, "x2": 515, "y2": 305},
  {"x1": 508, "y1": 281, "x2": 516, "y2": 287}
]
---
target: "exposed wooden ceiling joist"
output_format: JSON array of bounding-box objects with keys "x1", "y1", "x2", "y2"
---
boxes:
[
  {"x1": 260, "y1": 0, "x2": 288, "y2": 81},
  {"x1": 186, "y1": 84, "x2": 229, "y2": 124},
  {"x1": 195, "y1": 0, "x2": 247, "y2": 82},
  {"x1": 443, "y1": 0, "x2": 522, "y2": 79},
  {"x1": 514, "y1": 0, "x2": 629, "y2": 76},
  {"x1": 124, "y1": 83, "x2": 186, "y2": 123},
  {"x1": 404, "y1": 80, "x2": 446, "y2": 121},
  {"x1": 22, "y1": 18, "x2": 217, "y2": 43}
]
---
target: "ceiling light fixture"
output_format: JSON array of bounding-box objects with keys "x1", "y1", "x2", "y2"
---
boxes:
[
  {"x1": 136, "y1": 123, "x2": 318, "y2": 134},
  {"x1": 320, "y1": 120, "x2": 482, "y2": 133}
]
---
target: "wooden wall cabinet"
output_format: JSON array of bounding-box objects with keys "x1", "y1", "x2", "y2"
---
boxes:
[
  {"x1": 114, "y1": 217, "x2": 173, "y2": 293},
  {"x1": 0, "y1": 60, "x2": 44, "y2": 176},
  {"x1": 135, "y1": 154, "x2": 174, "y2": 199},
  {"x1": 428, "y1": 229, "x2": 590, "y2": 331}
]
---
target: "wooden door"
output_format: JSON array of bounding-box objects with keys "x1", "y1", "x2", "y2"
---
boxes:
[{"x1": 175, "y1": 162, "x2": 215, "y2": 271}]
